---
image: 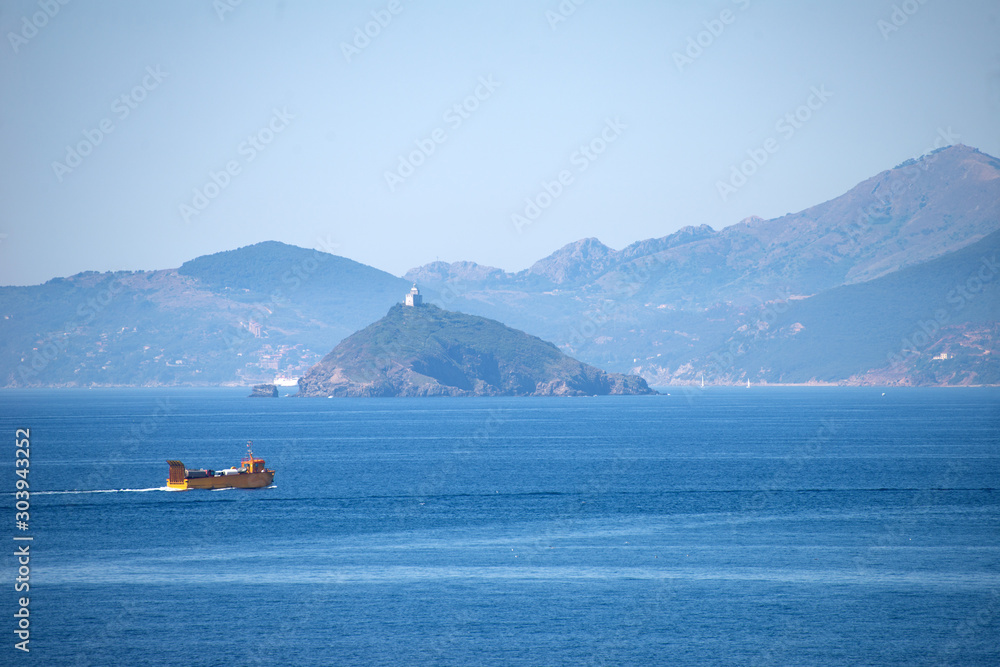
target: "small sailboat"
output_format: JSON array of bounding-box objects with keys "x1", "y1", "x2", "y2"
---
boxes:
[{"x1": 746, "y1": 378, "x2": 751, "y2": 388}]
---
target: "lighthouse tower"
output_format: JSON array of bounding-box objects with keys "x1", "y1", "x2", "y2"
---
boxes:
[{"x1": 404, "y1": 284, "x2": 423, "y2": 307}]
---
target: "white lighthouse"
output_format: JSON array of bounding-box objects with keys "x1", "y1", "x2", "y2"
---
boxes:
[{"x1": 404, "y1": 283, "x2": 423, "y2": 307}]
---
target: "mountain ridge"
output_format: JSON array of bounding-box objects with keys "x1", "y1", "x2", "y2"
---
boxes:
[
  {"x1": 2, "y1": 144, "x2": 997, "y2": 387},
  {"x1": 405, "y1": 144, "x2": 1000, "y2": 384},
  {"x1": 408, "y1": 145, "x2": 999, "y2": 298}
]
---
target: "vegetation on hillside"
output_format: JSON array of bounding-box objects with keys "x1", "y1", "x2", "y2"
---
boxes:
[{"x1": 297, "y1": 304, "x2": 655, "y2": 396}]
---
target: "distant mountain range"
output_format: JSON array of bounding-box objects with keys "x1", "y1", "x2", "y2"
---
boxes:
[
  {"x1": 297, "y1": 303, "x2": 653, "y2": 397},
  {"x1": 407, "y1": 144, "x2": 1000, "y2": 385},
  {"x1": 2, "y1": 144, "x2": 997, "y2": 387}
]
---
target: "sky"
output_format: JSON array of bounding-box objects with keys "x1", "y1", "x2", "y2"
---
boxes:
[{"x1": 1, "y1": 0, "x2": 998, "y2": 286}]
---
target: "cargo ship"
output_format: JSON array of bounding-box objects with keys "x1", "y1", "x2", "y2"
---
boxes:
[{"x1": 166, "y1": 440, "x2": 274, "y2": 490}]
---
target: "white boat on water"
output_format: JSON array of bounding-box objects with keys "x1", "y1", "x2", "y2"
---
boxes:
[{"x1": 272, "y1": 375, "x2": 299, "y2": 387}]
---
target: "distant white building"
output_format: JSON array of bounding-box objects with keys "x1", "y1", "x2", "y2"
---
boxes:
[{"x1": 404, "y1": 284, "x2": 423, "y2": 307}]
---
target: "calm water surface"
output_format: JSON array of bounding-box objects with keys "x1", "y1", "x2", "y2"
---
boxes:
[{"x1": 1, "y1": 387, "x2": 998, "y2": 666}]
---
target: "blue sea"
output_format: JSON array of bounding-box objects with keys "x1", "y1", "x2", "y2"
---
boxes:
[{"x1": 2, "y1": 387, "x2": 998, "y2": 666}]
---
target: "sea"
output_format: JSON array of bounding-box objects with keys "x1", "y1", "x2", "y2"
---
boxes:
[{"x1": 2, "y1": 387, "x2": 998, "y2": 666}]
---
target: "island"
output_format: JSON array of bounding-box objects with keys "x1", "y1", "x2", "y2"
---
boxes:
[
  {"x1": 297, "y1": 287, "x2": 655, "y2": 397},
  {"x1": 249, "y1": 383, "x2": 278, "y2": 398}
]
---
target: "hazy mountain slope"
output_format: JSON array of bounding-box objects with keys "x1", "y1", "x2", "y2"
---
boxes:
[
  {"x1": 732, "y1": 229, "x2": 1000, "y2": 384},
  {"x1": 406, "y1": 145, "x2": 1000, "y2": 382},
  {"x1": 1, "y1": 242, "x2": 411, "y2": 386}
]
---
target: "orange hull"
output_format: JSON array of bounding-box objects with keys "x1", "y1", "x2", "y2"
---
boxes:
[{"x1": 167, "y1": 470, "x2": 274, "y2": 490}]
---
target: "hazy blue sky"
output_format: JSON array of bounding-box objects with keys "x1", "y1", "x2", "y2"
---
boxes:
[{"x1": 1, "y1": 0, "x2": 998, "y2": 285}]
